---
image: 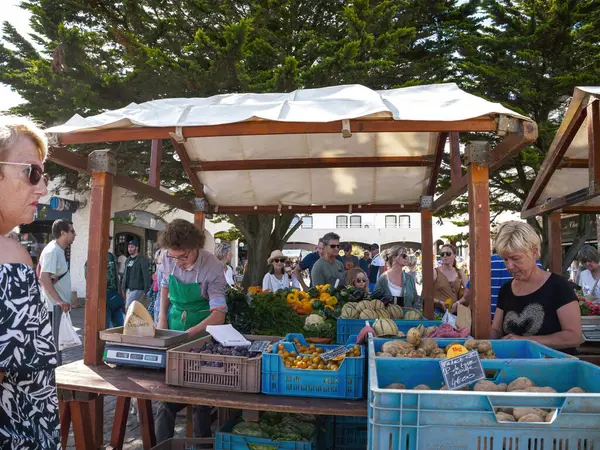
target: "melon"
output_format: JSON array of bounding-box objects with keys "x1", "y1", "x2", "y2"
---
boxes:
[
  {"x1": 370, "y1": 299, "x2": 385, "y2": 311},
  {"x1": 123, "y1": 300, "x2": 156, "y2": 337},
  {"x1": 376, "y1": 309, "x2": 391, "y2": 319},
  {"x1": 341, "y1": 302, "x2": 360, "y2": 319},
  {"x1": 373, "y1": 318, "x2": 399, "y2": 337},
  {"x1": 403, "y1": 309, "x2": 422, "y2": 320},
  {"x1": 356, "y1": 300, "x2": 373, "y2": 313},
  {"x1": 387, "y1": 304, "x2": 404, "y2": 320},
  {"x1": 359, "y1": 309, "x2": 378, "y2": 320}
]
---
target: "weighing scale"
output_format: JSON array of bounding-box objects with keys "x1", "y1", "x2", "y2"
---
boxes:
[
  {"x1": 100, "y1": 327, "x2": 188, "y2": 369},
  {"x1": 582, "y1": 316, "x2": 600, "y2": 343}
]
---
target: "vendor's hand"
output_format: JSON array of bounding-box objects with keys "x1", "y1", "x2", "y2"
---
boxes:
[
  {"x1": 451, "y1": 302, "x2": 459, "y2": 314},
  {"x1": 157, "y1": 317, "x2": 168, "y2": 330},
  {"x1": 57, "y1": 301, "x2": 71, "y2": 313},
  {"x1": 502, "y1": 334, "x2": 521, "y2": 340},
  {"x1": 356, "y1": 326, "x2": 376, "y2": 344},
  {"x1": 436, "y1": 301, "x2": 447, "y2": 312}
]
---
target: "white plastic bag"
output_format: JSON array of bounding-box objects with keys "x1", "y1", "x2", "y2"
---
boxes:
[
  {"x1": 58, "y1": 312, "x2": 82, "y2": 351},
  {"x1": 442, "y1": 311, "x2": 457, "y2": 328}
]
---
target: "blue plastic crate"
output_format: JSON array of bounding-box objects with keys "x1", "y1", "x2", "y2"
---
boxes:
[
  {"x1": 216, "y1": 417, "x2": 317, "y2": 450},
  {"x1": 262, "y1": 334, "x2": 365, "y2": 399},
  {"x1": 368, "y1": 350, "x2": 600, "y2": 450},
  {"x1": 371, "y1": 337, "x2": 574, "y2": 359},
  {"x1": 336, "y1": 319, "x2": 441, "y2": 344},
  {"x1": 334, "y1": 416, "x2": 368, "y2": 450}
]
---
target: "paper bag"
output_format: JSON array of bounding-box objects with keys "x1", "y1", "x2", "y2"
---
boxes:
[{"x1": 456, "y1": 304, "x2": 472, "y2": 330}]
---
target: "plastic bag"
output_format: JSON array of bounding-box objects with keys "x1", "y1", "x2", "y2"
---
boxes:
[
  {"x1": 442, "y1": 311, "x2": 457, "y2": 328},
  {"x1": 58, "y1": 312, "x2": 82, "y2": 351}
]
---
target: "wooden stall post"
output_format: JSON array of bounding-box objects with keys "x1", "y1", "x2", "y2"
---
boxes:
[
  {"x1": 194, "y1": 198, "x2": 207, "y2": 231},
  {"x1": 85, "y1": 150, "x2": 116, "y2": 365},
  {"x1": 420, "y1": 197, "x2": 434, "y2": 319},
  {"x1": 548, "y1": 212, "x2": 563, "y2": 275},
  {"x1": 450, "y1": 132, "x2": 462, "y2": 183},
  {"x1": 466, "y1": 142, "x2": 491, "y2": 339},
  {"x1": 148, "y1": 139, "x2": 163, "y2": 188}
]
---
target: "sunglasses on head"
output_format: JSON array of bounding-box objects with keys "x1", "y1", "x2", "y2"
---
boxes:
[
  {"x1": 0, "y1": 162, "x2": 48, "y2": 186},
  {"x1": 329, "y1": 244, "x2": 340, "y2": 249},
  {"x1": 273, "y1": 258, "x2": 285, "y2": 263},
  {"x1": 440, "y1": 251, "x2": 453, "y2": 257}
]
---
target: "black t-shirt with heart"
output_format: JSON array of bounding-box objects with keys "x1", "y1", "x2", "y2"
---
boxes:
[{"x1": 497, "y1": 273, "x2": 577, "y2": 353}]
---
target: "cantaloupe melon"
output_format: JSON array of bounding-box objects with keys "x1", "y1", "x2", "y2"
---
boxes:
[
  {"x1": 373, "y1": 318, "x2": 399, "y2": 337},
  {"x1": 356, "y1": 300, "x2": 373, "y2": 313},
  {"x1": 370, "y1": 299, "x2": 385, "y2": 311},
  {"x1": 359, "y1": 309, "x2": 378, "y2": 320},
  {"x1": 341, "y1": 302, "x2": 360, "y2": 319},
  {"x1": 387, "y1": 304, "x2": 404, "y2": 319},
  {"x1": 123, "y1": 300, "x2": 156, "y2": 337}
]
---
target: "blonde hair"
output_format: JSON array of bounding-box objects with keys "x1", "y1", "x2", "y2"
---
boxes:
[
  {"x1": 385, "y1": 246, "x2": 408, "y2": 263},
  {"x1": 0, "y1": 114, "x2": 48, "y2": 161},
  {"x1": 346, "y1": 267, "x2": 368, "y2": 287},
  {"x1": 494, "y1": 221, "x2": 541, "y2": 257}
]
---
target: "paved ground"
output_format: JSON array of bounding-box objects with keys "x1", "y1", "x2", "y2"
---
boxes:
[{"x1": 63, "y1": 306, "x2": 189, "y2": 449}]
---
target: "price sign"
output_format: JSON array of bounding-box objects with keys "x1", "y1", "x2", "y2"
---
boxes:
[
  {"x1": 439, "y1": 350, "x2": 485, "y2": 390},
  {"x1": 248, "y1": 340, "x2": 271, "y2": 353},
  {"x1": 320, "y1": 346, "x2": 348, "y2": 361}
]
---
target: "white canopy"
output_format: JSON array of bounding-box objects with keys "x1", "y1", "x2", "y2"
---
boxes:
[{"x1": 47, "y1": 83, "x2": 532, "y2": 210}]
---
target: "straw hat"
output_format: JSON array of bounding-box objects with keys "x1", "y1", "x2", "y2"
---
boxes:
[{"x1": 267, "y1": 250, "x2": 288, "y2": 264}]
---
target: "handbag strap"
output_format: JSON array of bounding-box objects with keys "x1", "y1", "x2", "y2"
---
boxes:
[{"x1": 591, "y1": 275, "x2": 600, "y2": 296}]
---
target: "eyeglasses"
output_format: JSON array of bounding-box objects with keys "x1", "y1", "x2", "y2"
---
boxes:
[
  {"x1": 329, "y1": 244, "x2": 340, "y2": 249},
  {"x1": 355, "y1": 278, "x2": 367, "y2": 283},
  {"x1": 440, "y1": 251, "x2": 453, "y2": 257},
  {"x1": 0, "y1": 162, "x2": 48, "y2": 186},
  {"x1": 273, "y1": 259, "x2": 285, "y2": 263},
  {"x1": 168, "y1": 249, "x2": 193, "y2": 261}
]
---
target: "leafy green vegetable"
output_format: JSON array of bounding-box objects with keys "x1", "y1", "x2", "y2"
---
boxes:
[
  {"x1": 232, "y1": 421, "x2": 263, "y2": 437},
  {"x1": 250, "y1": 292, "x2": 303, "y2": 336},
  {"x1": 226, "y1": 287, "x2": 253, "y2": 334}
]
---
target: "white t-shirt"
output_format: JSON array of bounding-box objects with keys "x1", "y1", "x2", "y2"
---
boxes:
[
  {"x1": 39, "y1": 240, "x2": 72, "y2": 308},
  {"x1": 117, "y1": 255, "x2": 127, "y2": 274},
  {"x1": 224, "y1": 265, "x2": 235, "y2": 287},
  {"x1": 579, "y1": 270, "x2": 600, "y2": 298},
  {"x1": 262, "y1": 273, "x2": 290, "y2": 293},
  {"x1": 388, "y1": 279, "x2": 403, "y2": 297},
  {"x1": 371, "y1": 254, "x2": 385, "y2": 281}
]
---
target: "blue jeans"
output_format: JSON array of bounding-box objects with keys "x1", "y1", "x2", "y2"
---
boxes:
[
  {"x1": 106, "y1": 289, "x2": 124, "y2": 329},
  {"x1": 125, "y1": 289, "x2": 145, "y2": 309}
]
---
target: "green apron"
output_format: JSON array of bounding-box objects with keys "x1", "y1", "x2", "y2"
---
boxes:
[{"x1": 168, "y1": 272, "x2": 211, "y2": 332}]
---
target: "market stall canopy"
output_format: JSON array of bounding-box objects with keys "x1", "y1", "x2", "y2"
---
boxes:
[
  {"x1": 522, "y1": 87, "x2": 600, "y2": 218},
  {"x1": 46, "y1": 83, "x2": 536, "y2": 214}
]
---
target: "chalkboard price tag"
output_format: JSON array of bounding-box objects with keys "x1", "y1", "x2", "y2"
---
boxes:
[
  {"x1": 320, "y1": 346, "x2": 348, "y2": 361},
  {"x1": 439, "y1": 350, "x2": 485, "y2": 390},
  {"x1": 248, "y1": 340, "x2": 271, "y2": 353}
]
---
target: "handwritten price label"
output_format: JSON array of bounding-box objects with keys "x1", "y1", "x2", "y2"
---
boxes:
[{"x1": 439, "y1": 351, "x2": 485, "y2": 390}]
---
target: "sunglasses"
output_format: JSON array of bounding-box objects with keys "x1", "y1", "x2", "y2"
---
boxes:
[
  {"x1": 273, "y1": 259, "x2": 286, "y2": 263},
  {"x1": 0, "y1": 162, "x2": 49, "y2": 186},
  {"x1": 355, "y1": 278, "x2": 367, "y2": 283},
  {"x1": 329, "y1": 244, "x2": 340, "y2": 249},
  {"x1": 440, "y1": 251, "x2": 453, "y2": 257},
  {"x1": 400, "y1": 254, "x2": 408, "y2": 259}
]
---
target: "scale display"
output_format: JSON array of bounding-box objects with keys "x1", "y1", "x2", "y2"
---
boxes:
[
  {"x1": 104, "y1": 344, "x2": 167, "y2": 368},
  {"x1": 583, "y1": 330, "x2": 600, "y2": 342}
]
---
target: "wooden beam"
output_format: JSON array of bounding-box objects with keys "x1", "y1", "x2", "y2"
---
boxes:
[
  {"x1": 548, "y1": 212, "x2": 563, "y2": 275},
  {"x1": 48, "y1": 146, "x2": 194, "y2": 213},
  {"x1": 521, "y1": 184, "x2": 600, "y2": 219},
  {"x1": 523, "y1": 103, "x2": 587, "y2": 211},
  {"x1": 84, "y1": 150, "x2": 114, "y2": 365},
  {"x1": 468, "y1": 162, "x2": 491, "y2": 339},
  {"x1": 55, "y1": 118, "x2": 499, "y2": 145},
  {"x1": 589, "y1": 101, "x2": 600, "y2": 188},
  {"x1": 563, "y1": 206, "x2": 600, "y2": 214},
  {"x1": 148, "y1": 139, "x2": 163, "y2": 187},
  {"x1": 91, "y1": 396, "x2": 104, "y2": 448},
  {"x1": 212, "y1": 203, "x2": 421, "y2": 214},
  {"x1": 432, "y1": 174, "x2": 468, "y2": 212},
  {"x1": 559, "y1": 158, "x2": 588, "y2": 169},
  {"x1": 192, "y1": 155, "x2": 435, "y2": 172},
  {"x1": 110, "y1": 397, "x2": 131, "y2": 449},
  {"x1": 71, "y1": 401, "x2": 96, "y2": 450},
  {"x1": 450, "y1": 132, "x2": 462, "y2": 183},
  {"x1": 421, "y1": 209, "x2": 434, "y2": 319},
  {"x1": 427, "y1": 132, "x2": 448, "y2": 196},
  {"x1": 171, "y1": 138, "x2": 205, "y2": 198}
]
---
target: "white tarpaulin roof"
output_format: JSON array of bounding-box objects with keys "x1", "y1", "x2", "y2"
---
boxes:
[
  {"x1": 47, "y1": 83, "x2": 532, "y2": 209},
  {"x1": 532, "y1": 87, "x2": 600, "y2": 208}
]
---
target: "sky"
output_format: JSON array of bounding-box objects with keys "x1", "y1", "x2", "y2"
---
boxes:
[{"x1": 0, "y1": 0, "x2": 35, "y2": 111}]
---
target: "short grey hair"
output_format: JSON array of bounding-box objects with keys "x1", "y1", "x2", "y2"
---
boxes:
[
  {"x1": 214, "y1": 242, "x2": 232, "y2": 262},
  {"x1": 322, "y1": 232, "x2": 340, "y2": 246},
  {"x1": 578, "y1": 245, "x2": 600, "y2": 264},
  {"x1": 0, "y1": 114, "x2": 48, "y2": 161},
  {"x1": 494, "y1": 221, "x2": 541, "y2": 257}
]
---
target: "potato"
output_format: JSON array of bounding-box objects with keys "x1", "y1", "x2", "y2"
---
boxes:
[
  {"x1": 513, "y1": 408, "x2": 546, "y2": 421},
  {"x1": 386, "y1": 383, "x2": 406, "y2": 389},
  {"x1": 546, "y1": 410, "x2": 556, "y2": 422},
  {"x1": 464, "y1": 339, "x2": 477, "y2": 351},
  {"x1": 430, "y1": 348, "x2": 446, "y2": 359},
  {"x1": 481, "y1": 350, "x2": 496, "y2": 360},
  {"x1": 496, "y1": 407, "x2": 513, "y2": 415},
  {"x1": 476, "y1": 340, "x2": 492, "y2": 353},
  {"x1": 518, "y1": 414, "x2": 544, "y2": 423},
  {"x1": 567, "y1": 387, "x2": 585, "y2": 394},
  {"x1": 406, "y1": 350, "x2": 425, "y2": 358},
  {"x1": 523, "y1": 386, "x2": 557, "y2": 393},
  {"x1": 495, "y1": 412, "x2": 516, "y2": 422},
  {"x1": 406, "y1": 327, "x2": 422, "y2": 346},
  {"x1": 397, "y1": 331, "x2": 406, "y2": 338},
  {"x1": 424, "y1": 326, "x2": 436, "y2": 337},
  {"x1": 507, "y1": 377, "x2": 535, "y2": 392},
  {"x1": 382, "y1": 340, "x2": 414, "y2": 357},
  {"x1": 413, "y1": 384, "x2": 431, "y2": 390},
  {"x1": 473, "y1": 380, "x2": 500, "y2": 392},
  {"x1": 440, "y1": 385, "x2": 448, "y2": 390},
  {"x1": 496, "y1": 383, "x2": 508, "y2": 392},
  {"x1": 376, "y1": 352, "x2": 394, "y2": 357},
  {"x1": 418, "y1": 339, "x2": 439, "y2": 355}
]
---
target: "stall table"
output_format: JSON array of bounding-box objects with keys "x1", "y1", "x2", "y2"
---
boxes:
[{"x1": 56, "y1": 360, "x2": 367, "y2": 450}]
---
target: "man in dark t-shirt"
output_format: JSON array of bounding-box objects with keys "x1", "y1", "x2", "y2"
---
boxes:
[{"x1": 340, "y1": 244, "x2": 360, "y2": 271}]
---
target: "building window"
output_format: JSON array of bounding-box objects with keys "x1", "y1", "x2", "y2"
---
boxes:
[
  {"x1": 399, "y1": 215, "x2": 411, "y2": 228},
  {"x1": 301, "y1": 216, "x2": 313, "y2": 229},
  {"x1": 350, "y1": 216, "x2": 362, "y2": 228},
  {"x1": 385, "y1": 215, "x2": 397, "y2": 228},
  {"x1": 336, "y1": 215, "x2": 348, "y2": 228}
]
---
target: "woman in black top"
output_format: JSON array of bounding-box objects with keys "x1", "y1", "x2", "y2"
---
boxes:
[{"x1": 490, "y1": 221, "x2": 581, "y2": 353}]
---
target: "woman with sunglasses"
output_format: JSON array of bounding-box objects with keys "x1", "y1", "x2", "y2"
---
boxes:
[
  {"x1": 346, "y1": 267, "x2": 370, "y2": 293},
  {"x1": 262, "y1": 250, "x2": 291, "y2": 292},
  {"x1": 371, "y1": 246, "x2": 417, "y2": 307},
  {"x1": 0, "y1": 115, "x2": 60, "y2": 448},
  {"x1": 433, "y1": 243, "x2": 469, "y2": 314}
]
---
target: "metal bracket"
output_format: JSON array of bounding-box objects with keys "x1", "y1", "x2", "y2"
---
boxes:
[
  {"x1": 465, "y1": 141, "x2": 491, "y2": 166},
  {"x1": 420, "y1": 195, "x2": 433, "y2": 209},
  {"x1": 341, "y1": 119, "x2": 352, "y2": 138},
  {"x1": 88, "y1": 150, "x2": 117, "y2": 175},
  {"x1": 194, "y1": 197, "x2": 208, "y2": 212},
  {"x1": 169, "y1": 126, "x2": 186, "y2": 143},
  {"x1": 497, "y1": 115, "x2": 521, "y2": 137}
]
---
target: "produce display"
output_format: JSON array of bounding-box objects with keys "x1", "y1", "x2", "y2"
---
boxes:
[
  {"x1": 340, "y1": 299, "x2": 423, "y2": 321},
  {"x1": 579, "y1": 297, "x2": 600, "y2": 316},
  {"x1": 230, "y1": 412, "x2": 317, "y2": 442},
  {"x1": 277, "y1": 338, "x2": 362, "y2": 370},
  {"x1": 376, "y1": 331, "x2": 497, "y2": 359},
  {"x1": 187, "y1": 339, "x2": 267, "y2": 367}
]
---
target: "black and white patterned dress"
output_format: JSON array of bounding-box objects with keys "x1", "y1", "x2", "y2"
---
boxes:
[{"x1": 0, "y1": 264, "x2": 60, "y2": 450}]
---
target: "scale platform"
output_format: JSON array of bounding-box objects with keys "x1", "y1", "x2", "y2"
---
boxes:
[{"x1": 582, "y1": 317, "x2": 600, "y2": 343}]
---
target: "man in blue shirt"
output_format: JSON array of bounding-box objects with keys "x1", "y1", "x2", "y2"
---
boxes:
[{"x1": 294, "y1": 239, "x2": 325, "y2": 290}]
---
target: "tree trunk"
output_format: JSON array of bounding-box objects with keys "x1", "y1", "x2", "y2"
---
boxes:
[{"x1": 562, "y1": 214, "x2": 593, "y2": 273}]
